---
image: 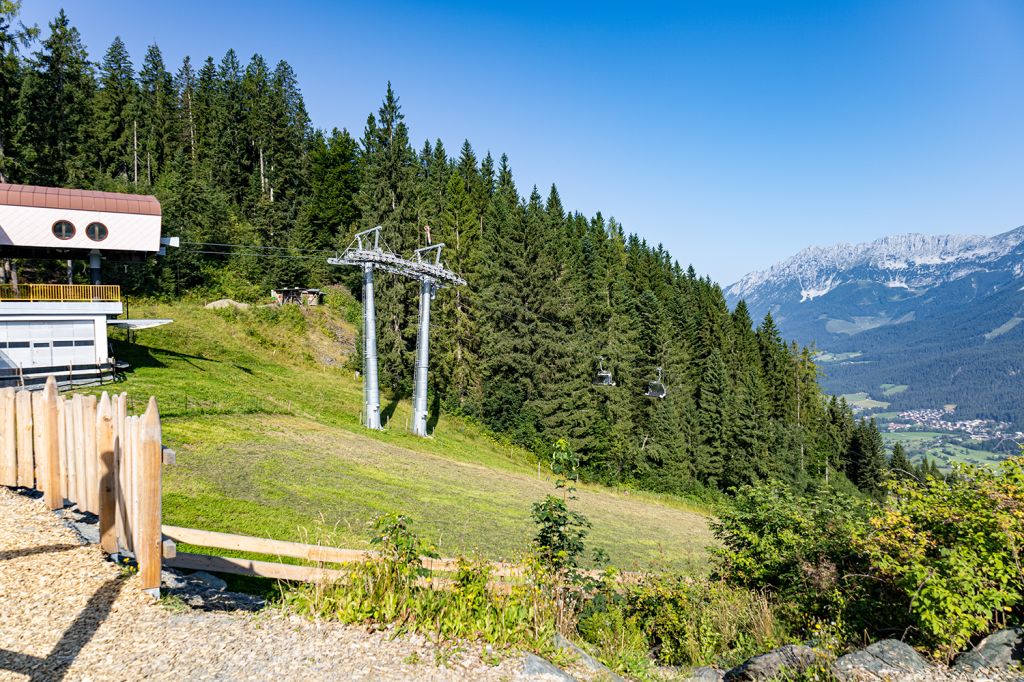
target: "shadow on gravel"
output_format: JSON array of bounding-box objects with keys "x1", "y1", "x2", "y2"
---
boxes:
[
  {"x1": 0, "y1": 543, "x2": 79, "y2": 562},
  {"x1": 0, "y1": 575, "x2": 126, "y2": 681}
]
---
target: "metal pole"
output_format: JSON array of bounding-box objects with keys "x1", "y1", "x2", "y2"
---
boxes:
[
  {"x1": 411, "y1": 278, "x2": 434, "y2": 437},
  {"x1": 363, "y1": 264, "x2": 381, "y2": 429}
]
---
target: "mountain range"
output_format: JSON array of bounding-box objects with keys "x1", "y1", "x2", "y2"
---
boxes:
[{"x1": 725, "y1": 226, "x2": 1024, "y2": 425}]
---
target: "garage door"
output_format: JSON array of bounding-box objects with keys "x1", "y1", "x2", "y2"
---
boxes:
[{"x1": 0, "y1": 320, "x2": 96, "y2": 369}]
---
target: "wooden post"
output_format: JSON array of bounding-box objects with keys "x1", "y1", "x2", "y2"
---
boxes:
[
  {"x1": 57, "y1": 397, "x2": 68, "y2": 500},
  {"x1": 126, "y1": 415, "x2": 137, "y2": 554},
  {"x1": 97, "y1": 392, "x2": 117, "y2": 554},
  {"x1": 0, "y1": 388, "x2": 15, "y2": 486},
  {"x1": 72, "y1": 395, "x2": 86, "y2": 508},
  {"x1": 41, "y1": 377, "x2": 61, "y2": 510},
  {"x1": 138, "y1": 397, "x2": 162, "y2": 596},
  {"x1": 31, "y1": 391, "x2": 43, "y2": 484},
  {"x1": 83, "y1": 395, "x2": 98, "y2": 513},
  {"x1": 64, "y1": 399, "x2": 77, "y2": 506},
  {"x1": 15, "y1": 390, "x2": 33, "y2": 487}
]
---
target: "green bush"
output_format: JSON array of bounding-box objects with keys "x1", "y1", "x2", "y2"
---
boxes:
[
  {"x1": 282, "y1": 514, "x2": 555, "y2": 650},
  {"x1": 860, "y1": 456, "x2": 1024, "y2": 658},
  {"x1": 623, "y1": 574, "x2": 785, "y2": 668},
  {"x1": 577, "y1": 598, "x2": 651, "y2": 676},
  {"x1": 712, "y1": 481, "x2": 876, "y2": 630}
]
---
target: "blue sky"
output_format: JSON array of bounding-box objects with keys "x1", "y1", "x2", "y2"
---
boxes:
[{"x1": 18, "y1": 1, "x2": 1024, "y2": 284}]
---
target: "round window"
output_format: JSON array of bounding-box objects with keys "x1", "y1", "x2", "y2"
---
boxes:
[
  {"x1": 86, "y1": 222, "x2": 108, "y2": 242},
  {"x1": 52, "y1": 220, "x2": 75, "y2": 240}
]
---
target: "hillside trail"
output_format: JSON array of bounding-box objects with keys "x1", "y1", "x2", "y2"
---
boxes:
[{"x1": 0, "y1": 487, "x2": 546, "y2": 681}]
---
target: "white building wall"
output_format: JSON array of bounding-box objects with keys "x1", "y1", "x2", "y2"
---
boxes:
[{"x1": 0, "y1": 205, "x2": 161, "y2": 252}]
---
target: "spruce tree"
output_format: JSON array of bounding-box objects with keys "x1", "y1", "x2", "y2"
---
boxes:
[
  {"x1": 0, "y1": 1, "x2": 36, "y2": 182},
  {"x1": 14, "y1": 9, "x2": 94, "y2": 186},
  {"x1": 137, "y1": 43, "x2": 178, "y2": 186},
  {"x1": 889, "y1": 441, "x2": 912, "y2": 478},
  {"x1": 93, "y1": 36, "x2": 137, "y2": 183},
  {"x1": 356, "y1": 83, "x2": 420, "y2": 395}
]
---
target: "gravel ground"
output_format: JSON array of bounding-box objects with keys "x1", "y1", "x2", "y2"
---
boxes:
[{"x1": 0, "y1": 487, "x2": 564, "y2": 681}]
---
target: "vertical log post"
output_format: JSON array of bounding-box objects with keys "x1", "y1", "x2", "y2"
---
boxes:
[
  {"x1": 41, "y1": 377, "x2": 61, "y2": 510},
  {"x1": 64, "y1": 399, "x2": 77, "y2": 506},
  {"x1": 72, "y1": 395, "x2": 86, "y2": 509},
  {"x1": 83, "y1": 395, "x2": 98, "y2": 513},
  {"x1": 138, "y1": 397, "x2": 162, "y2": 596},
  {"x1": 15, "y1": 390, "x2": 33, "y2": 487},
  {"x1": 57, "y1": 397, "x2": 68, "y2": 500},
  {"x1": 0, "y1": 388, "x2": 15, "y2": 486},
  {"x1": 31, "y1": 391, "x2": 43, "y2": 484},
  {"x1": 97, "y1": 392, "x2": 117, "y2": 554}
]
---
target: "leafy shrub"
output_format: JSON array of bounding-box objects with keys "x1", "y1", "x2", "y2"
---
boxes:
[
  {"x1": 623, "y1": 574, "x2": 785, "y2": 668},
  {"x1": 283, "y1": 514, "x2": 554, "y2": 650},
  {"x1": 712, "y1": 477, "x2": 872, "y2": 614},
  {"x1": 577, "y1": 598, "x2": 651, "y2": 676},
  {"x1": 860, "y1": 456, "x2": 1024, "y2": 658}
]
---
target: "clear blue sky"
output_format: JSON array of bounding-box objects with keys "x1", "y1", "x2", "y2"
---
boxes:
[{"x1": 18, "y1": 1, "x2": 1024, "y2": 284}]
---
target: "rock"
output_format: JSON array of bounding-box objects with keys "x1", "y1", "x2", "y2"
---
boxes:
[
  {"x1": 188, "y1": 571, "x2": 227, "y2": 591},
  {"x1": 725, "y1": 644, "x2": 827, "y2": 681},
  {"x1": 687, "y1": 666, "x2": 725, "y2": 681},
  {"x1": 204, "y1": 298, "x2": 250, "y2": 310},
  {"x1": 552, "y1": 633, "x2": 625, "y2": 681},
  {"x1": 833, "y1": 639, "x2": 931, "y2": 681},
  {"x1": 521, "y1": 652, "x2": 576, "y2": 681},
  {"x1": 161, "y1": 569, "x2": 188, "y2": 590},
  {"x1": 953, "y1": 628, "x2": 1024, "y2": 676}
]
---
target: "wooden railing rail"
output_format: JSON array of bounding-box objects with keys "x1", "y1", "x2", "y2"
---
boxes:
[{"x1": 160, "y1": 525, "x2": 525, "y2": 581}]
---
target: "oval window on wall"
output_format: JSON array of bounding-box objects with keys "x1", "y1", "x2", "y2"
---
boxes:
[
  {"x1": 52, "y1": 220, "x2": 75, "y2": 240},
  {"x1": 85, "y1": 222, "x2": 108, "y2": 242}
]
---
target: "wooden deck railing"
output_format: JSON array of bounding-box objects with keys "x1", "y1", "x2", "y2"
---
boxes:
[{"x1": 0, "y1": 283, "x2": 121, "y2": 302}]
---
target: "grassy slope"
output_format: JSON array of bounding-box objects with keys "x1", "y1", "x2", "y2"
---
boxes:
[{"x1": 99, "y1": 295, "x2": 712, "y2": 572}]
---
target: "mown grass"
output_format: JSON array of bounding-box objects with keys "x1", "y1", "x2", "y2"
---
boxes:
[{"x1": 93, "y1": 295, "x2": 713, "y2": 571}]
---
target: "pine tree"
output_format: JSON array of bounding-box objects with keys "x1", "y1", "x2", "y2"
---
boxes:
[
  {"x1": 889, "y1": 441, "x2": 912, "y2": 478},
  {"x1": 137, "y1": 43, "x2": 178, "y2": 186},
  {"x1": 14, "y1": 9, "x2": 94, "y2": 186},
  {"x1": 356, "y1": 83, "x2": 420, "y2": 395},
  {"x1": 847, "y1": 418, "x2": 887, "y2": 495},
  {"x1": 0, "y1": 1, "x2": 36, "y2": 182},
  {"x1": 92, "y1": 36, "x2": 137, "y2": 183}
]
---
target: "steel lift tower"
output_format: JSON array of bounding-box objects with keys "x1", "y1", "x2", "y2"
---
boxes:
[
  {"x1": 329, "y1": 227, "x2": 465, "y2": 435},
  {"x1": 409, "y1": 243, "x2": 466, "y2": 436}
]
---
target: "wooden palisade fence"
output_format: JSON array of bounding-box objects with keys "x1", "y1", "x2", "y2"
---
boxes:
[
  {"x1": 3, "y1": 378, "x2": 525, "y2": 594},
  {"x1": 0, "y1": 377, "x2": 167, "y2": 596}
]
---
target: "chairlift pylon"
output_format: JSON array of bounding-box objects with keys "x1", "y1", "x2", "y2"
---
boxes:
[
  {"x1": 593, "y1": 356, "x2": 615, "y2": 386},
  {"x1": 645, "y1": 366, "x2": 667, "y2": 399}
]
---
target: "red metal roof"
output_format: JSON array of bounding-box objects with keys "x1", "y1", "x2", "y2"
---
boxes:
[{"x1": 0, "y1": 183, "x2": 161, "y2": 216}]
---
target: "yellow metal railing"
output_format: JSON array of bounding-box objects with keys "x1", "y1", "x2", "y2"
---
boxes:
[{"x1": 0, "y1": 284, "x2": 121, "y2": 302}]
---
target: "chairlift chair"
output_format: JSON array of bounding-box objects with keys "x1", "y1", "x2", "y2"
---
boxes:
[
  {"x1": 645, "y1": 367, "x2": 667, "y2": 399},
  {"x1": 593, "y1": 356, "x2": 615, "y2": 386}
]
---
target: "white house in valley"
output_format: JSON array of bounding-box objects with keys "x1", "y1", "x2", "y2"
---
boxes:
[{"x1": 0, "y1": 183, "x2": 174, "y2": 388}]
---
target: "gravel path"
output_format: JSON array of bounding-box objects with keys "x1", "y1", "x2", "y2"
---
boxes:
[{"x1": 0, "y1": 487, "x2": 550, "y2": 681}]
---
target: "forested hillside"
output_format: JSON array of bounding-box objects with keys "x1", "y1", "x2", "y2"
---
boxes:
[{"x1": 0, "y1": 8, "x2": 882, "y2": 497}]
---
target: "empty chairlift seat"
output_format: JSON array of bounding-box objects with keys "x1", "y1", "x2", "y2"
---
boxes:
[{"x1": 645, "y1": 367, "x2": 667, "y2": 399}]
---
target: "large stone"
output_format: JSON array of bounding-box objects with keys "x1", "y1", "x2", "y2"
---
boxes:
[
  {"x1": 204, "y1": 298, "x2": 250, "y2": 310},
  {"x1": 189, "y1": 570, "x2": 227, "y2": 591},
  {"x1": 832, "y1": 639, "x2": 931, "y2": 681},
  {"x1": 552, "y1": 633, "x2": 625, "y2": 681},
  {"x1": 724, "y1": 644, "x2": 827, "y2": 681},
  {"x1": 953, "y1": 628, "x2": 1024, "y2": 676},
  {"x1": 686, "y1": 666, "x2": 725, "y2": 681},
  {"x1": 521, "y1": 652, "x2": 576, "y2": 681}
]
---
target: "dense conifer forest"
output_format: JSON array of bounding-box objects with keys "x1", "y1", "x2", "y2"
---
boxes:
[{"x1": 0, "y1": 8, "x2": 889, "y2": 497}]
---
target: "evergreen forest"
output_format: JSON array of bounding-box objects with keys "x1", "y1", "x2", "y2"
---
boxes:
[{"x1": 0, "y1": 8, "x2": 892, "y2": 498}]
